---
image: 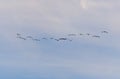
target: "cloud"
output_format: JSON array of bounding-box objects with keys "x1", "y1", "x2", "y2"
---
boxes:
[
  {"x1": 0, "y1": 0, "x2": 119, "y2": 35},
  {"x1": 80, "y1": 0, "x2": 88, "y2": 9}
]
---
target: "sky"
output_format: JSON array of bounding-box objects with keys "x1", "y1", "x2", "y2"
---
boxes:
[{"x1": 1, "y1": 0, "x2": 120, "y2": 79}]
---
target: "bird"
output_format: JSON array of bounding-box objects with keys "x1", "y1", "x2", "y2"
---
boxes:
[
  {"x1": 86, "y1": 33, "x2": 91, "y2": 36},
  {"x1": 59, "y1": 38, "x2": 67, "y2": 40},
  {"x1": 26, "y1": 36, "x2": 33, "y2": 39},
  {"x1": 42, "y1": 38, "x2": 47, "y2": 40},
  {"x1": 68, "y1": 34, "x2": 76, "y2": 36},
  {"x1": 17, "y1": 36, "x2": 26, "y2": 40},
  {"x1": 80, "y1": 33, "x2": 84, "y2": 35},
  {"x1": 101, "y1": 31, "x2": 108, "y2": 34},
  {"x1": 68, "y1": 39, "x2": 72, "y2": 42},
  {"x1": 58, "y1": 38, "x2": 72, "y2": 42},
  {"x1": 50, "y1": 37, "x2": 54, "y2": 39},
  {"x1": 32, "y1": 39, "x2": 40, "y2": 41},
  {"x1": 54, "y1": 39, "x2": 59, "y2": 41},
  {"x1": 92, "y1": 35, "x2": 100, "y2": 38},
  {"x1": 17, "y1": 33, "x2": 21, "y2": 36}
]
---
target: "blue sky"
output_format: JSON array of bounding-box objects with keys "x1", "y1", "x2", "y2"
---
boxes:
[{"x1": 1, "y1": 0, "x2": 120, "y2": 79}]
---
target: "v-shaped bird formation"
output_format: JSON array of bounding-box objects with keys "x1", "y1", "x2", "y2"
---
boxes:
[{"x1": 16, "y1": 30, "x2": 109, "y2": 42}]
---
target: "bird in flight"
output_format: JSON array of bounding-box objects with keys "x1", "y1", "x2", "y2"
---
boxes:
[
  {"x1": 68, "y1": 34, "x2": 76, "y2": 36},
  {"x1": 54, "y1": 39, "x2": 59, "y2": 41},
  {"x1": 42, "y1": 38, "x2": 47, "y2": 40},
  {"x1": 17, "y1": 36, "x2": 26, "y2": 40},
  {"x1": 59, "y1": 38, "x2": 67, "y2": 40},
  {"x1": 50, "y1": 37, "x2": 54, "y2": 39},
  {"x1": 80, "y1": 33, "x2": 84, "y2": 35},
  {"x1": 16, "y1": 33, "x2": 26, "y2": 40},
  {"x1": 92, "y1": 35, "x2": 100, "y2": 38},
  {"x1": 86, "y1": 33, "x2": 91, "y2": 36},
  {"x1": 101, "y1": 31, "x2": 108, "y2": 34},
  {"x1": 17, "y1": 33, "x2": 21, "y2": 36},
  {"x1": 58, "y1": 38, "x2": 72, "y2": 42},
  {"x1": 32, "y1": 39, "x2": 40, "y2": 41},
  {"x1": 26, "y1": 36, "x2": 33, "y2": 39}
]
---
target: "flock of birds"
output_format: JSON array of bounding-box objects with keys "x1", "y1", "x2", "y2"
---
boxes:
[{"x1": 16, "y1": 31, "x2": 109, "y2": 42}]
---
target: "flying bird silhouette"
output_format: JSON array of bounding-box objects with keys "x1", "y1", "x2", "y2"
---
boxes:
[
  {"x1": 68, "y1": 34, "x2": 76, "y2": 36},
  {"x1": 32, "y1": 39, "x2": 40, "y2": 41},
  {"x1": 42, "y1": 38, "x2": 47, "y2": 40},
  {"x1": 17, "y1": 33, "x2": 21, "y2": 36},
  {"x1": 50, "y1": 37, "x2": 54, "y2": 39},
  {"x1": 59, "y1": 38, "x2": 67, "y2": 40},
  {"x1": 17, "y1": 36, "x2": 26, "y2": 40},
  {"x1": 92, "y1": 35, "x2": 100, "y2": 38},
  {"x1": 80, "y1": 33, "x2": 84, "y2": 35},
  {"x1": 101, "y1": 31, "x2": 108, "y2": 33},
  {"x1": 26, "y1": 36, "x2": 33, "y2": 39},
  {"x1": 54, "y1": 39, "x2": 59, "y2": 41},
  {"x1": 86, "y1": 33, "x2": 91, "y2": 36}
]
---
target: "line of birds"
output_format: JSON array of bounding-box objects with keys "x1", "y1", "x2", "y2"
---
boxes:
[{"x1": 16, "y1": 31, "x2": 108, "y2": 42}]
